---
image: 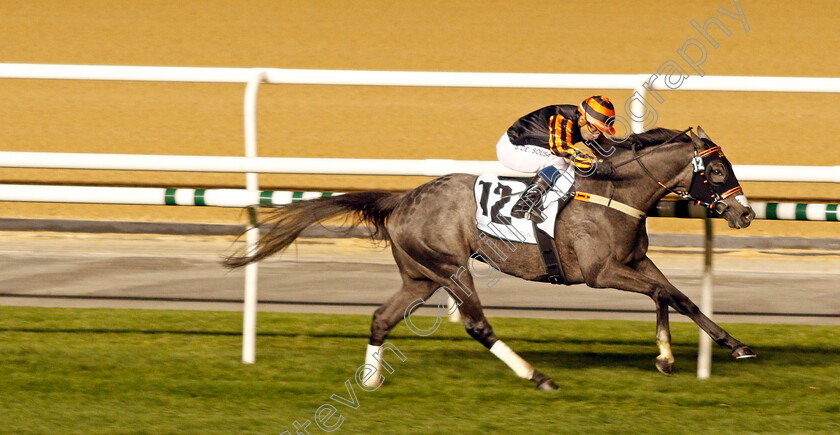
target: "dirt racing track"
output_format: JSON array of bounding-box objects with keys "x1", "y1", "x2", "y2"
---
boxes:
[
  {"x1": 1, "y1": 1, "x2": 839, "y2": 239},
  {"x1": 1, "y1": 233, "x2": 838, "y2": 326}
]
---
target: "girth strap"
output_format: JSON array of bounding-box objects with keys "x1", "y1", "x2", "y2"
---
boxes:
[
  {"x1": 533, "y1": 221, "x2": 568, "y2": 285},
  {"x1": 573, "y1": 192, "x2": 646, "y2": 219}
]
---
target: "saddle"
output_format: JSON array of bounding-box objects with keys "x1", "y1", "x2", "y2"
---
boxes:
[{"x1": 473, "y1": 174, "x2": 569, "y2": 285}]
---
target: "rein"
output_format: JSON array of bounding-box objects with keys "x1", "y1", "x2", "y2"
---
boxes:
[
  {"x1": 612, "y1": 127, "x2": 693, "y2": 169},
  {"x1": 608, "y1": 127, "x2": 730, "y2": 211},
  {"x1": 571, "y1": 128, "x2": 695, "y2": 220}
]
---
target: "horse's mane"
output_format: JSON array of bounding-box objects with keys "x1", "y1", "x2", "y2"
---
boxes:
[
  {"x1": 577, "y1": 128, "x2": 692, "y2": 180},
  {"x1": 601, "y1": 127, "x2": 691, "y2": 150},
  {"x1": 631, "y1": 128, "x2": 690, "y2": 148}
]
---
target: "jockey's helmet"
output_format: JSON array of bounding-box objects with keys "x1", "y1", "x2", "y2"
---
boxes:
[{"x1": 578, "y1": 96, "x2": 616, "y2": 136}]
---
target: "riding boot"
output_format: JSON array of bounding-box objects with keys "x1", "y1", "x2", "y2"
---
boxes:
[{"x1": 511, "y1": 175, "x2": 552, "y2": 223}]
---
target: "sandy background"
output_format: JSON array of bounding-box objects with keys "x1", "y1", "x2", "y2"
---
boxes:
[{"x1": 0, "y1": 0, "x2": 838, "y2": 238}]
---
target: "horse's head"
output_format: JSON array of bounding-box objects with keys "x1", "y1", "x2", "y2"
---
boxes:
[{"x1": 688, "y1": 126, "x2": 755, "y2": 229}]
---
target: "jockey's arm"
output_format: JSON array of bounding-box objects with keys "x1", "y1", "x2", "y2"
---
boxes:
[
  {"x1": 548, "y1": 116, "x2": 595, "y2": 170},
  {"x1": 546, "y1": 113, "x2": 621, "y2": 179}
]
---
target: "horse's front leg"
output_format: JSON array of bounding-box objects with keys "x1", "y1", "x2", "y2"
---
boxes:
[
  {"x1": 654, "y1": 287, "x2": 674, "y2": 376},
  {"x1": 632, "y1": 257, "x2": 675, "y2": 375},
  {"x1": 581, "y1": 257, "x2": 678, "y2": 374},
  {"x1": 581, "y1": 256, "x2": 754, "y2": 374},
  {"x1": 632, "y1": 256, "x2": 755, "y2": 360}
]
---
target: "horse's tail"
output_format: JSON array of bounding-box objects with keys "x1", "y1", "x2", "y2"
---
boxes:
[{"x1": 223, "y1": 191, "x2": 400, "y2": 269}]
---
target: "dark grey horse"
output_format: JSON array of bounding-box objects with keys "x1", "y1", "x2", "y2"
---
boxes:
[{"x1": 225, "y1": 126, "x2": 756, "y2": 390}]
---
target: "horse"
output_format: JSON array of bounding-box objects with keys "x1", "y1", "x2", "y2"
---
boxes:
[{"x1": 224, "y1": 126, "x2": 757, "y2": 390}]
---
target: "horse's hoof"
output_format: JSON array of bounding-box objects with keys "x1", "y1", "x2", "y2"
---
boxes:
[
  {"x1": 732, "y1": 345, "x2": 756, "y2": 359},
  {"x1": 655, "y1": 357, "x2": 674, "y2": 376},
  {"x1": 531, "y1": 370, "x2": 559, "y2": 391},
  {"x1": 536, "y1": 379, "x2": 559, "y2": 391}
]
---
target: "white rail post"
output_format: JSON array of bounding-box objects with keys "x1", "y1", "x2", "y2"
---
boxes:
[
  {"x1": 697, "y1": 215, "x2": 714, "y2": 379},
  {"x1": 446, "y1": 294, "x2": 461, "y2": 323},
  {"x1": 242, "y1": 69, "x2": 266, "y2": 364},
  {"x1": 629, "y1": 75, "x2": 649, "y2": 134}
]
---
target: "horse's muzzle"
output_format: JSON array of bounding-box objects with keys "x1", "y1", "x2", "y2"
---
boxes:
[
  {"x1": 740, "y1": 208, "x2": 756, "y2": 227},
  {"x1": 728, "y1": 208, "x2": 755, "y2": 229}
]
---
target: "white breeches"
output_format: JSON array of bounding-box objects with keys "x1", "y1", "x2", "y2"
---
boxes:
[
  {"x1": 496, "y1": 133, "x2": 576, "y2": 194},
  {"x1": 496, "y1": 133, "x2": 569, "y2": 173}
]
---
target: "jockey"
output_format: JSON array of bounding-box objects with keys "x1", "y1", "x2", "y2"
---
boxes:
[{"x1": 497, "y1": 96, "x2": 616, "y2": 223}]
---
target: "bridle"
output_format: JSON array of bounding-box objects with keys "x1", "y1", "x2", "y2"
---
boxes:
[{"x1": 611, "y1": 127, "x2": 743, "y2": 215}]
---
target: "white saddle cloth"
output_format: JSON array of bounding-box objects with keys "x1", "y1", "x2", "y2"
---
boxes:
[{"x1": 473, "y1": 174, "x2": 562, "y2": 245}]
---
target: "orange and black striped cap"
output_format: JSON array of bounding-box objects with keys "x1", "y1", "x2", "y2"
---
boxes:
[{"x1": 578, "y1": 96, "x2": 616, "y2": 135}]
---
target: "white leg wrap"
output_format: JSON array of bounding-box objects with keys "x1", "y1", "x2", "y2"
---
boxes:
[
  {"x1": 362, "y1": 344, "x2": 382, "y2": 387},
  {"x1": 489, "y1": 340, "x2": 535, "y2": 380}
]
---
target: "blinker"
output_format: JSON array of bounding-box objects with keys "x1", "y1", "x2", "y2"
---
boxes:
[{"x1": 687, "y1": 144, "x2": 743, "y2": 213}]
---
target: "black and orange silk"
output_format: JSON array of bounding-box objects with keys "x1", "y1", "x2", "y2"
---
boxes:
[{"x1": 506, "y1": 104, "x2": 596, "y2": 169}]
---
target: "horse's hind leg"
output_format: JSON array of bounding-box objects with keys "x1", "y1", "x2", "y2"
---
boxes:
[
  {"x1": 369, "y1": 276, "x2": 438, "y2": 347},
  {"x1": 390, "y1": 242, "x2": 558, "y2": 390},
  {"x1": 362, "y1": 274, "x2": 439, "y2": 388},
  {"x1": 446, "y1": 268, "x2": 558, "y2": 391}
]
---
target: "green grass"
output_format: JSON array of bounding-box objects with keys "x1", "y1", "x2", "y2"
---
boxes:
[{"x1": 0, "y1": 307, "x2": 838, "y2": 434}]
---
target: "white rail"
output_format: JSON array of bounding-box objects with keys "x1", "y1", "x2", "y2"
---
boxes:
[
  {"x1": 3, "y1": 184, "x2": 838, "y2": 222},
  {"x1": 0, "y1": 185, "x2": 334, "y2": 207},
  {"x1": 1, "y1": 152, "x2": 839, "y2": 183},
  {"x1": 0, "y1": 152, "x2": 527, "y2": 177},
  {"x1": 3, "y1": 64, "x2": 840, "y2": 92}
]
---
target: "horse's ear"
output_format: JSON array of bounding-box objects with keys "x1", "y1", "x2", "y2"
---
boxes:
[
  {"x1": 696, "y1": 125, "x2": 710, "y2": 140},
  {"x1": 689, "y1": 130, "x2": 708, "y2": 150}
]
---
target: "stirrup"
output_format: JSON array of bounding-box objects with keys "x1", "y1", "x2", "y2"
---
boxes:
[
  {"x1": 512, "y1": 184, "x2": 547, "y2": 223},
  {"x1": 526, "y1": 202, "x2": 547, "y2": 223},
  {"x1": 511, "y1": 189, "x2": 536, "y2": 219},
  {"x1": 510, "y1": 206, "x2": 528, "y2": 220}
]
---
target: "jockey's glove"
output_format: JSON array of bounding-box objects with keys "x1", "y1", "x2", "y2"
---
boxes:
[{"x1": 593, "y1": 161, "x2": 616, "y2": 178}]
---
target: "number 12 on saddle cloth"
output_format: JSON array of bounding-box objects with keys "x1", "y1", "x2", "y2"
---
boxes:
[{"x1": 473, "y1": 174, "x2": 561, "y2": 245}]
